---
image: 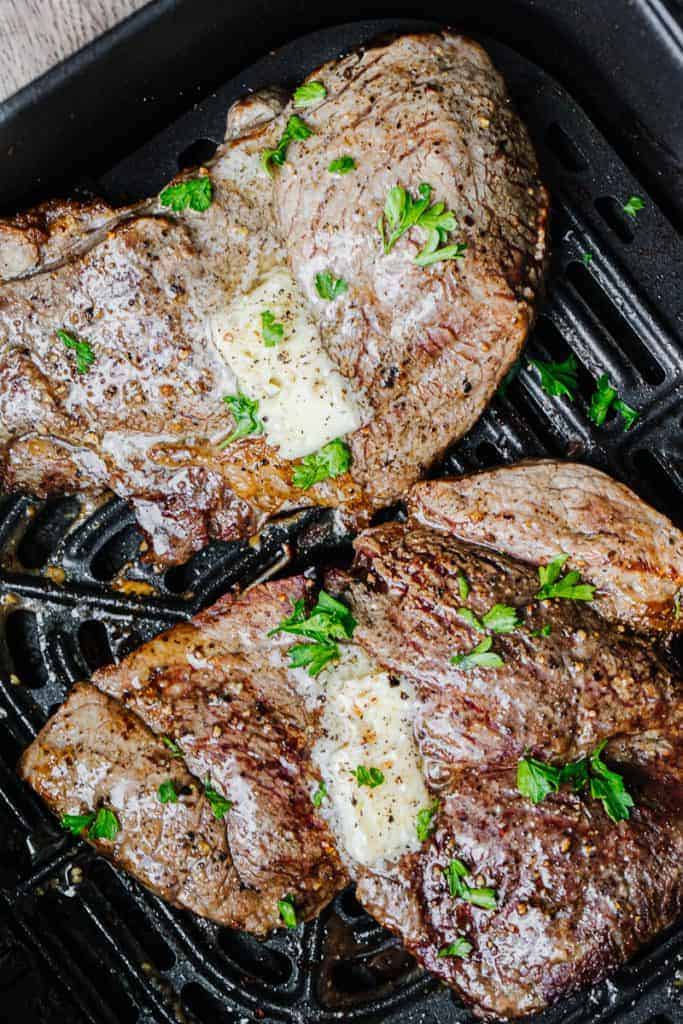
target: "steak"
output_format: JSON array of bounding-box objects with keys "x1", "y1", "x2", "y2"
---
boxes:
[
  {"x1": 0, "y1": 31, "x2": 548, "y2": 563},
  {"x1": 20, "y1": 577, "x2": 347, "y2": 932}
]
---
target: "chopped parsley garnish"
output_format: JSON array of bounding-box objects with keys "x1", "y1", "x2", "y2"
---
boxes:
[
  {"x1": 329, "y1": 155, "x2": 356, "y2": 174},
  {"x1": 57, "y1": 328, "x2": 95, "y2": 374},
  {"x1": 293, "y1": 81, "x2": 327, "y2": 107},
  {"x1": 451, "y1": 636, "x2": 504, "y2": 670},
  {"x1": 312, "y1": 780, "x2": 328, "y2": 807},
  {"x1": 261, "y1": 310, "x2": 285, "y2": 347},
  {"x1": 437, "y1": 938, "x2": 473, "y2": 959},
  {"x1": 278, "y1": 894, "x2": 298, "y2": 929},
  {"x1": 158, "y1": 780, "x2": 178, "y2": 804},
  {"x1": 536, "y1": 553, "x2": 595, "y2": 602},
  {"x1": 160, "y1": 176, "x2": 213, "y2": 213},
  {"x1": 352, "y1": 766, "x2": 385, "y2": 788},
  {"x1": 623, "y1": 195, "x2": 645, "y2": 219},
  {"x1": 315, "y1": 271, "x2": 348, "y2": 300},
  {"x1": 162, "y1": 736, "x2": 183, "y2": 760},
  {"x1": 62, "y1": 806, "x2": 121, "y2": 841},
  {"x1": 443, "y1": 857, "x2": 497, "y2": 910},
  {"x1": 220, "y1": 392, "x2": 263, "y2": 447},
  {"x1": 457, "y1": 603, "x2": 520, "y2": 635},
  {"x1": 589, "y1": 373, "x2": 640, "y2": 429},
  {"x1": 582, "y1": 252, "x2": 593, "y2": 266},
  {"x1": 292, "y1": 438, "x2": 351, "y2": 489},
  {"x1": 531, "y1": 623, "x2": 552, "y2": 637},
  {"x1": 456, "y1": 572, "x2": 470, "y2": 603},
  {"x1": 262, "y1": 115, "x2": 313, "y2": 175},
  {"x1": 269, "y1": 588, "x2": 356, "y2": 678},
  {"x1": 517, "y1": 743, "x2": 634, "y2": 823},
  {"x1": 378, "y1": 183, "x2": 467, "y2": 267},
  {"x1": 528, "y1": 354, "x2": 578, "y2": 400},
  {"x1": 416, "y1": 800, "x2": 439, "y2": 842},
  {"x1": 204, "y1": 778, "x2": 232, "y2": 820}
]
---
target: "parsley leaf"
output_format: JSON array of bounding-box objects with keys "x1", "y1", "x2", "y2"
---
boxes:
[
  {"x1": 162, "y1": 736, "x2": 183, "y2": 760},
  {"x1": 456, "y1": 572, "x2": 470, "y2": 602},
  {"x1": 353, "y1": 766, "x2": 385, "y2": 788},
  {"x1": 89, "y1": 807, "x2": 120, "y2": 841},
  {"x1": 329, "y1": 155, "x2": 356, "y2": 174},
  {"x1": 293, "y1": 81, "x2": 327, "y2": 107},
  {"x1": 204, "y1": 778, "x2": 232, "y2": 820},
  {"x1": 536, "y1": 553, "x2": 596, "y2": 602},
  {"x1": 613, "y1": 398, "x2": 639, "y2": 430},
  {"x1": 482, "y1": 604, "x2": 521, "y2": 634},
  {"x1": 262, "y1": 115, "x2": 313, "y2": 175},
  {"x1": 623, "y1": 195, "x2": 645, "y2": 219},
  {"x1": 378, "y1": 183, "x2": 466, "y2": 268},
  {"x1": 451, "y1": 635, "x2": 504, "y2": 670},
  {"x1": 160, "y1": 176, "x2": 213, "y2": 213},
  {"x1": 531, "y1": 623, "x2": 552, "y2": 637},
  {"x1": 528, "y1": 354, "x2": 578, "y2": 400},
  {"x1": 416, "y1": 800, "x2": 440, "y2": 842},
  {"x1": 582, "y1": 252, "x2": 593, "y2": 266},
  {"x1": 61, "y1": 812, "x2": 96, "y2": 836},
  {"x1": 315, "y1": 271, "x2": 348, "y2": 300},
  {"x1": 158, "y1": 780, "x2": 178, "y2": 804},
  {"x1": 312, "y1": 780, "x2": 328, "y2": 807},
  {"x1": 588, "y1": 374, "x2": 617, "y2": 426},
  {"x1": 437, "y1": 938, "x2": 473, "y2": 959},
  {"x1": 559, "y1": 757, "x2": 590, "y2": 792},
  {"x1": 278, "y1": 894, "x2": 298, "y2": 929},
  {"x1": 220, "y1": 392, "x2": 263, "y2": 447},
  {"x1": 589, "y1": 741, "x2": 634, "y2": 822},
  {"x1": 443, "y1": 857, "x2": 497, "y2": 910},
  {"x1": 517, "y1": 756, "x2": 560, "y2": 803},
  {"x1": 57, "y1": 328, "x2": 95, "y2": 374},
  {"x1": 261, "y1": 310, "x2": 284, "y2": 347},
  {"x1": 270, "y1": 588, "x2": 356, "y2": 677},
  {"x1": 292, "y1": 437, "x2": 351, "y2": 489}
]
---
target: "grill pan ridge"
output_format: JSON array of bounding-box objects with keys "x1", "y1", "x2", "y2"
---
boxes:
[{"x1": 0, "y1": 15, "x2": 682, "y2": 1024}]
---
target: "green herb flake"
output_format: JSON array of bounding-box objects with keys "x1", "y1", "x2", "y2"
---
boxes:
[
  {"x1": 57, "y1": 328, "x2": 95, "y2": 374},
  {"x1": 416, "y1": 800, "x2": 440, "y2": 842},
  {"x1": 450, "y1": 635, "x2": 504, "y2": 671},
  {"x1": 261, "y1": 310, "x2": 285, "y2": 347},
  {"x1": 158, "y1": 780, "x2": 179, "y2": 804},
  {"x1": 278, "y1": 894, "x2": 298, "y2": 929},
  {"x1": 293, "y1": 81, "x2": 327, "y2": 107},
  {"x1": 531, "y1": 624, "x2": 552, "y2": 638},
  {"x1": 456, "y1": 572, "x2": 470, "y2": 602},
  {"x1": 535, "y1": 553, "x2": 596, "y2": 602},
  {"x1": 588, "y1": 741, "x2": 634, "y2": 822},
  {"x1": 482, "y1": 604, "x2": 521, "y2": 634},
  {"x1": 220, "y1": 392, "x2": 263, "y2": 447},
  {"x1": 269, "y1": 588, "x2": 356, "y2": 678},
  {"x1": 378, "y1": 183, "x2": 467, "y2": 268},
  {"x1": 352, "y1": 766, "x2": 385, "y2": 788},
  {"x1": 312, "y1": 780, "x2": 328, "y2": 807},
  {"x1": 623, "y1": 195, "x2": 645, "y2": 219},
  {"x1": 292, "y1": 437, "x2": 351, "y2": 489},
  {"x1": 437, "y1": 938, "x2": 473, "y2": 959},
  {"x1": 89, "y1": 807, "x2": 120, "y2": 841},
  {"x1": 162, "y1": 736, "x2": 183, "y2": 760},
  {"x1": 61, "y1": 812, "x2": 96, "y2": 836},
  {"x1": 160, "y1": 175, "x2": 213, "y2": 213},
  {"x1": 497, "y1": 358, "x2": 522, "y2": 399},
  {"x1": 443, "y1": 857, "x2": 497, "y2": 910},
  {"x1": 204, "y1": 778, "x2": 233, "y2": 821},
  {"x1": 329, "y1": 155, "x2": 356, "y2": 174},
  {"x1": 589, "y1": 374, "x2": 617, "y2": 427},
  {"x1": 582, "y1": 252, "x2": 593, "y2": 266},
  {"x1": 262, "y1": 115, "x2": 314, "y2": 175},
  {"x1": 315, "y1": 271, "x2": 348, "y2": 301},
  {"x1": 613, "y1": 398, "x2": 639, "y2": 430},
  {"x1": 517, "y1": 744, "x2": 633, "y2": 823},
  {"x1": 517, "y1": 756, "x2": 560, "y2": 804},
  {"x1": 528, "y1": 354, "x2": 578, "y2": 401}
]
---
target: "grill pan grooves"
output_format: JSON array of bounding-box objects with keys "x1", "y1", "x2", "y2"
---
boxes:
[{"x1": 0, "y1": 14, "x2": 682, "y2": 1024}]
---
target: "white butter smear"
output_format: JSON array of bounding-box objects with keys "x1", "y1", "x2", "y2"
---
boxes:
[
  {"x1": 313, "y1": 647, "x2": 428, "y2": 869},
  {"x1": 210, "y1": 267, "x2": 362, "y2": 459}
]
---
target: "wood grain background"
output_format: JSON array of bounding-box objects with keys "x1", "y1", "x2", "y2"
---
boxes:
[{"x1": 0, "y1": 0, "x2": 149, "y2": 102}]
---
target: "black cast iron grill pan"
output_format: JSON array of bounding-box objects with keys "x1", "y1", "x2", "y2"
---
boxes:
[{"x1": 0, "y1": 16, "x2": 682, "y2": 1024}]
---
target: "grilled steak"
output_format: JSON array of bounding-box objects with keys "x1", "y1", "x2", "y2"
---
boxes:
[
  {"x1": 0, "y1": 31, "x2": 548, "y2": 563},
  {"x1": 20, "y1": 577, "x2": 346, "y2": 932}
]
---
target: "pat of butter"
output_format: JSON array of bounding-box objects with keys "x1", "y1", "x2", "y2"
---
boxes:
[
  {"x1": 210, "y1": 267, "x2": 361, "y2": 459},
  {"x1": 313, "y1": 647, "x2": 428, "y2": 869}
]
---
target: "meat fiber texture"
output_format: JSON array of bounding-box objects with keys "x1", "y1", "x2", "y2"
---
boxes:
[{"x1": 0, "y1": 31, "x2": 548, "y2": 564}]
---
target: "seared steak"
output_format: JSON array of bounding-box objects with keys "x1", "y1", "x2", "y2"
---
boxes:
[
  {"x1": 0, "y1": 32, "x2": 548, "y2": 563},
  {"x1": 20, "y1": 578, "x2": 346, "y2": 932}
]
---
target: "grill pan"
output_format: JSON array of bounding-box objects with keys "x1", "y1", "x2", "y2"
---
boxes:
[{"x1": 0, "y1": 9, "x2": 682, "y2": 1024}]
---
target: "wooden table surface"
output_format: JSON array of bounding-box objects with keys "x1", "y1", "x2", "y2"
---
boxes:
[{"x1": 0, "y1": 0, "x2": 149, "y2": 103}]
